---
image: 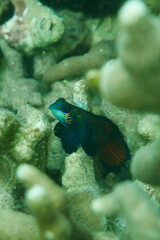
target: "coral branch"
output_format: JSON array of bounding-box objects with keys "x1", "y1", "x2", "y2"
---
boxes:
[
  {"x1": 43, "y1": 40, "x2": 115, "y2": 83},
  {"x1": 17, "y1": 164, "x2": 95, "y2": 240},
  {"x1": 92, "y1": 181, "x2": 160, "y2": 240},
  {"x1": 131, "y1": 140, "x2": 160, "y2": 185},
  {"x1": 100, "y1": 0, "x2": 160, "y2": 113}
]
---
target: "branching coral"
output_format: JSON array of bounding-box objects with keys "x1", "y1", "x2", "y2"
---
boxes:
[
  {"x1": 92, "y1": 181, "x2": 160, "y2": 240},
  {"x1": 43, "y1": 40, "x2": 115, "y2": 83},
  {"x1": 0, "y1": 0, "x2": 64, "y2": 55},
  {"x1": 62, "y1": 149, "x2": 107, "y2": 232},
  {"x1": 131, "y1": 140, "x2": 160, "y2": 185},
  {"x1": 16, "y1": 163, "x2": 98, "y2": 240},
  {"x1": 100, "y1": 0, "x2": 160, "y2": 113}
]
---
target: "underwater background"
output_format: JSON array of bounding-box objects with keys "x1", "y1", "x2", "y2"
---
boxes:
[{"x1": 0, "y1": 0, "x2": 160, "y2": 239}]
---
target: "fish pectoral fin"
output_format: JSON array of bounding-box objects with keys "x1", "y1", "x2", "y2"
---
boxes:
[
  {"x1": 81, "y1": 139, "x2": 97, "y2": 156},
  {"x1": 54, "y1": 122, "x2": 65, "y2": 138},
  {"x1": 61, "y1": 127, "x2": 80, "y2": 154}
]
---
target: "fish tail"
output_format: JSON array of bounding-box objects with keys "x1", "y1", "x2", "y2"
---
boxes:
[{"x1": 98, "y1": 136, "x2": 130, "y2": 171}]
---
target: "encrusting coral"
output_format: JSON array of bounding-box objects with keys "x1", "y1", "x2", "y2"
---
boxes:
[
  {"x1": 0, "y1": 39, "x2": 43, "y2": 110},
  {"x1": 100, "y1": 0, "x2": 160, "y2": 113},
  {"x1": 0, "y1": 104, "x2": 50, "y2": 217},
  {"x1": 16, "y1": 163, "x2": 106, "y2": 240},
  {"x1": 0, "y1": 0, "x2": 64, "y2": 55},
  {"x1": 10, "y1": 104, "x2": 50, "y2": 166},
  {"x1": 0, "y1": 38, "x2": 24, "y2": 78},
  {"x1": 33, "y1": 10, "x2": 91, "y2": 79}
]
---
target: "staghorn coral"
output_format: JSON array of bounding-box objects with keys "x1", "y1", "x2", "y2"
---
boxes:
[
  {"x1": 0, "y1": 0, "x2": 64, "y2": 55},
  {"x1": 16, "y1": 164, "x2": 96, "y2": 240},
  {"x1": 100, "y1": 0, "x2": 160, "y2": 113},
  {"x1": 43, "y1": 40, "x2": 116, "y2": 83},
  {"x1": 92, "y1": 181, "x2": 160, "y2": 240}
]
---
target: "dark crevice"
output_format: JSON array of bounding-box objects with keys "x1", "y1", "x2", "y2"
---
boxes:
[
  {"x1": 40, "y1": 0, "x2": 126, "y2": 17},
  {"x1": 0, "y1": 2, "x2": 14, "y2": 25}
]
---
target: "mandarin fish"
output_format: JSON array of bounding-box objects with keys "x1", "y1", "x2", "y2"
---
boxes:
[{"x1": 49, "y1": 98, "x2": 130, "y2": 171}]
